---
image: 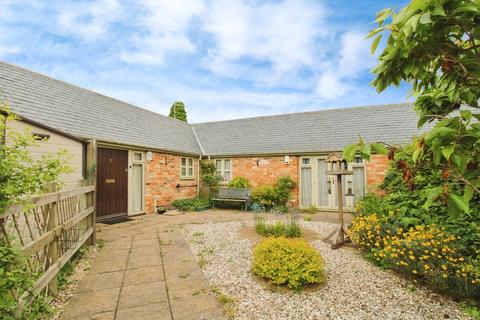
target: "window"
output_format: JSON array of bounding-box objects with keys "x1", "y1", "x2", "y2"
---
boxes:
[
  {"x1": 215, "y1": 159, "x2": 232, "y2": 181},
  {"x1": 181, "y1": 157, "x2": 194, "y2": 178},
  {"x1": 301, "y1": 158, "x2": 311, "y2": 165},
  {"x1": 133, "y1": 152, "x2": 143, "y2": 162}
]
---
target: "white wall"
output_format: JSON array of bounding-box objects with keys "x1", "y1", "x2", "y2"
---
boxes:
[{"x1": 7, "y1": 119, "x2": 84, "y2": 190}]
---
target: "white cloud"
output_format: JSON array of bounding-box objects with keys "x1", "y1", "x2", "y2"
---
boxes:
[
  {"x1": 119, "y1": 0, "x2": 205, "y2": 65},
  {"x1": 57, "y1": 0, "x2": 121, "y2": 41},
  {"x1": 203, "y1": 0, "x2": 327, "y2": 76},
  {"x1": 316, "y1": 30, "x2": 375, "y2": 100}
]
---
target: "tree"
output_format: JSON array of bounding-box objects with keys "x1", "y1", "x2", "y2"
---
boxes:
[
  {"x1": 168, "y1": 101, "x2": 188, "y2": 122},
  {"x1": 344, "y1": 0, "x2": 480, "y2": 214}
]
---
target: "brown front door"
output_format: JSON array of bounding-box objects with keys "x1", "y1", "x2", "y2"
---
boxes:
[{"x1": 96, "y1": 148, "x2": 128, "y2": 220}]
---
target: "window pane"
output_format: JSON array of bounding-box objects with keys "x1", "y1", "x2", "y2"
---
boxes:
[
  {"x1": 224, "y1": 159, "x2": 231, "y2": 170},
  {"x1": 134, "y1": 153, "x2": 142, "y2": 161},
  {"x1": 181, "y1": 168, "x2": 186, "y2": 176},
  {"x1": 181, "y1": 158, "x2": 186, "y2": 166},
  {"x1": 302, "y1": 158, "x2": 310, "y2": 165},
  {"x1": 224, "y1": 171, "x2": 231, "y2": 181},
  {"x1": 215, "y1": 160, "x2": 222, "y2": 169},
  {"x1": 188, "y1": 158, "x2": 193, "y2": 166},
  {"x1": 216, "y1": 170, "x2": 222, "y2": 178},
  {"x1": 188, "y1": 168, "x2": 193, "y2": 176}
]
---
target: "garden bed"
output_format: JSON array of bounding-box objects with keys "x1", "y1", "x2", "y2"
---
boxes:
[{"x1": 182, "y1": 221, "x2": 467, "y2": 320}]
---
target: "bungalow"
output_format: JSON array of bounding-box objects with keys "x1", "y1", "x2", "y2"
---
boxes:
[{"x1": 0, "y1": 61, "x2": 426, "y2": 221}]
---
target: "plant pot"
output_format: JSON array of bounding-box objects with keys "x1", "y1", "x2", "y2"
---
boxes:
[
  {"x1": 195, "y1": 205, "x2": 211, "y2": 212},
  {"x1": 156, "y1": 206, "x2": 167, "y2": 214}
]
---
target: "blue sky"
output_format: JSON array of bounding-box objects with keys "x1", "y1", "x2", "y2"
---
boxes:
[{"x1": 0, "y1": 0, "x2": 410, "y2": 123}]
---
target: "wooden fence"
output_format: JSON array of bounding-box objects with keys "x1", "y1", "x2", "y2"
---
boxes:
[{"x1": 0, "y1": 185, "x2": 95, "y2": 314}]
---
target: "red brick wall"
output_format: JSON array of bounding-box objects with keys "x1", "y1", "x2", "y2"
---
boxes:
[
  {"x1": 227, "y1": 156, "x2": 299, "y2": 206},
  {"x1": 366, "y1": 154, "x2": 389, "y2": 193},
  {"x1": 145, "y1": 152, "x2": 198, "y2": 213}
]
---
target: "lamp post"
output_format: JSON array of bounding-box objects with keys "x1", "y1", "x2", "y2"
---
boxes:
[{"x1": 323, "y1": 153, "x2": 354, "y2": 249}]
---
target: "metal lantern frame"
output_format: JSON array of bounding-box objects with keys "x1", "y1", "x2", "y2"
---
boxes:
[{"x1": 323, "y1": 153, "x2": 355, "y2": 249}]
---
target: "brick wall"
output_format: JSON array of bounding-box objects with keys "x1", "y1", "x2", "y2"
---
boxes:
[
  {"x1": 145, "y1": 152, "x2": 198, "y2": 213},
  {"x1": 228, "y1": 156, "x2": 299, "y2": 206},
  {"x1": 366, "y1": 154, "x2": 389, "y2": 193}
]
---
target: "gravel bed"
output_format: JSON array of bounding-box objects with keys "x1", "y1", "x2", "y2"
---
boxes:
[
  {"x1": 50, "y1": 245, "x2": 100, "y2": 320},
  {"x1": 183, "y1": 221, "x2": 468, "y2": 320}
]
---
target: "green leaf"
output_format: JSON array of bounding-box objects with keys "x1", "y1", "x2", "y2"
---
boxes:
[
  {"x1": 431, "y1": 5, "x2": 446, "y2": 16},
  {"x1": 449, "y1": 193, "x2": 470, "y2": 214},
  {"x1": 371, "y1": 142, "x2": 388, "y2": 155},
  {"x1": 361, "y1": 143, "x2": 371, "y2": 158},
  {"x1": 412, "y1": 148, "x2": 422, "y2": 163},
  {"x1": 342, "y1": 144, "x2": 358, "y2": 162},
  {"x1": 371, "y1": 35, "x2": 382, "y2": 55},
  {"x1": 433, "y1": 149, "x2": 442, "y2": 165},
  {"x1": 464, "y1": 185, "x2": 474, "y2": 203},
  {"x1": 376, "y1": 8, "x2": 392, "y2": 24},
  {"x1": 441, "y1": 145, "x2": 455, "y2": 160},
  {"x1": 419, "y1": 11, "x2": 431, "y2": 24},
  {"x1": 460, "y1": 110, "x2": 472, "y2": 122}
]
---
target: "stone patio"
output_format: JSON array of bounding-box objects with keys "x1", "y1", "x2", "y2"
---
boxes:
[{"x1": 59, "y1": 209, "x2": 350, "y2": 320}]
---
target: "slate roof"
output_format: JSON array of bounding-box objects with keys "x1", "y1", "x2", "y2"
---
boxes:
[
  {"x1": 0, "y1": 61, "x2": 201, "y2": 155},
  {"x1": 0, "y1": 61, "x2": 426, "y2": 157},
  {"x1": 192, "y1": 104, "x2": 429, "y2": 156}
]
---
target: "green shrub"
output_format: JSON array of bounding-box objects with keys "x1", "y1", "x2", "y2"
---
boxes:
[
  {"x1": 252, "y1": 237, "x2": 325, "y2": 289},
  {"x1": 172, "y1": 198, "x2": 211, "y2": 212},
  {"x1": 251, "y1": 176, "x2": 296, "y2": 211},
  {"x1": 228, "y1": 177, "x2": 250, "y2": 189},
  {"x1": 274, "y1": 176, "x2": 296, "y2": 206},
  {"x1": 251, "y1": 185, "x2": 277, "y2": 211},
  {"x1": 0, "y1": 244, "x2": 51, "y2": 319},
  {"x1": 254, "y1": 215, "x2": 301, "y2": 238}
]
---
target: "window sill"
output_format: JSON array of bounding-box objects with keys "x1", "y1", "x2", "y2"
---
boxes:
[{"x1": 180, "y1": 177, "x2": 195, "y2": 180}]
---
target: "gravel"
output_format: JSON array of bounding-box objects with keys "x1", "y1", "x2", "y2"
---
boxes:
[{"x1": 183, "y1": 220, "x2": 468, "y2": 320}]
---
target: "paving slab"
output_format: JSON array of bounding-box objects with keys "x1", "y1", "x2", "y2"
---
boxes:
[
  {"x1": 118, "y1": 281, "x2": 168, "y2": 310},
  {"x1": 62, "y1": 211, "x2": 269, "y2": 320}
]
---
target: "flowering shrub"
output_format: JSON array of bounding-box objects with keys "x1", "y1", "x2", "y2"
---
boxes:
[
  {"x1": 350, "y1": 215, "x2": 480, "y2": 299},
  {"x1": 252, "y1": 237, "x2": 325, "y2": 289},
  {"x1": 228, "y1": 177, "x2": 250, "y2": 189}
]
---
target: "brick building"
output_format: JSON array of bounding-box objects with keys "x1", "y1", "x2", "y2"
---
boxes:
[{"x1": 0, "y1": 61, "x2": 427, "y2": 221}]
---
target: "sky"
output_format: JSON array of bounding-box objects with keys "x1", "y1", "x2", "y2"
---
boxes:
[{"x1": 0, "y1": 0, "x2": 411, "y2": 123}]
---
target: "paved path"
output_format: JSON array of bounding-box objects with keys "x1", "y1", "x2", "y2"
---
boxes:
[{"x1": 60, "y1": 209, "x2": 350, "y2": 319}]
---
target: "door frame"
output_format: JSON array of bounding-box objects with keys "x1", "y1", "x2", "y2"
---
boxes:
[
  {"x1": 298, "y1": 154, "x2": 367, "y2": 211},
  {"x1": 128, "y1": 150, "x2": 145, "y2": 215}
]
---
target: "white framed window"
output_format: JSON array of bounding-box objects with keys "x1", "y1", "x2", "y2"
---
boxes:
[
  {"x1": 215, "y1": 159, "x2": 232, "y2": 181},
  {"x1": 181, "y1": 157, "x2": 194, "y2": 178},
  {"x1": 133, "y1": 152, "x2": 143, "y2": 163}
]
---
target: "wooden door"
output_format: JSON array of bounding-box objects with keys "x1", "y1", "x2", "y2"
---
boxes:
[{"x1": 96, "y1": 148, "x2": 128, "y2": 219}]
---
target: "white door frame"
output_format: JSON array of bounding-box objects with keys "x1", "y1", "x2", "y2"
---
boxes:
[{"x1": 128, "y1": 150, "x2": 145, "y2": 215}]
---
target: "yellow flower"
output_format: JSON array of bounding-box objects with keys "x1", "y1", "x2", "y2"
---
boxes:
[
  {"x1": 412, "y1": 270, "x2": 418, "y2": 274},
  {"x1": 409, "y1": 255, "x2": 416, "y2": 261},
  {"x1": 441, "y1": 265, "x2": 448, "y2": 270}
]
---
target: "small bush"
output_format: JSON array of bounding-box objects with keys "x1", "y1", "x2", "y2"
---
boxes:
[
  {"x1": 251, "y1": 185, "x2": 277, "y2": 211},
  {"x1": 274, "y1": 176, "x2": 296, "y2": 206},
  {"x1": 254, "y1": 215, "x2": 301, "y2": 238},
  {"x1": 252, "y1": 237, "x2": 325, "y2": 289},
  {"x1": 172, "y1": 198, "x2": 211, "y2": 212},
  {"x1": 228, "y1": 177, "x2": 250, "y2": 189}
]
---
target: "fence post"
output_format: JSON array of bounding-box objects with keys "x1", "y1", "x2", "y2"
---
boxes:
[
  {"x1": 46, "y1": 201, "x2": 59, "y2": 295},
  {"x1": 86, "y1": 140, "x2": 97, "y2": 246}
]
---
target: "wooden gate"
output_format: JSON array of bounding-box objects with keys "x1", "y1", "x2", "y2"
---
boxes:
[{"x1": 96, "y1": 148, "x2": 128, "y2": 220}]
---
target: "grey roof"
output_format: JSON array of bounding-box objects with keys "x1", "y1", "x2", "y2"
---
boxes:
[
  {"x1": 192, "y1": 104, "x2": 429, "y2": 156},
  {"x1": 0, "y1": 61, "x2": 201, "y2": 155},
  {"x1": 0, "y1": 61, "x2": 427, "y2": 157}
]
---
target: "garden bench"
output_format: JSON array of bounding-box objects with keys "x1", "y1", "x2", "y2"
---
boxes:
[{"x1": 212, "y1": 187, "x2": 251, "y2": 211}]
